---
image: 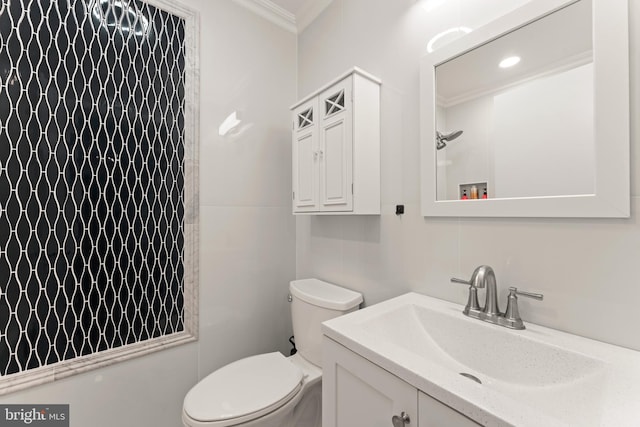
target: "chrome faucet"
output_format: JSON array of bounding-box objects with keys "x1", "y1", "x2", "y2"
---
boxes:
[{"x1": 451, "y1": 265, "x2": 543, "y2": 330}]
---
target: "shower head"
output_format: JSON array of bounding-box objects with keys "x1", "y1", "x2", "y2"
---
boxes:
[
  {"x1": 440, "y1": 130, "x2": 463, "y2": 141},
  {"x1": 436, "y1": 130, "x2": 463, "y2": 150}
]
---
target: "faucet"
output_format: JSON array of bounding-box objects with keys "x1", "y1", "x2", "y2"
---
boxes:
[{"x1": 451, "y1": 265, "x2": 543, "y2": 330}]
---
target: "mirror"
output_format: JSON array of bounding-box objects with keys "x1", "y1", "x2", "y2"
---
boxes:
[
  {"x1": 436, "y1": 1, "x2": 593, "y2": 201},
  {"x1": 420, "y1": 0, "x2": 629, "y2": 217}
]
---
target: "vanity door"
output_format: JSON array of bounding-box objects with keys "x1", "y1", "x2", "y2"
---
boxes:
[
  {"x1": 418, "y1": 392, "x2": 481, "y2": 427},
  {"x1": 323, "y1": 336, "x2": 417, "y2": 427}
]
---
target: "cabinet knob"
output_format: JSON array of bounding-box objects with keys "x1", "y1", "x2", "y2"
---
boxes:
[{"x1": 391, "y1": 411, "x2": 410, "y2": 427}]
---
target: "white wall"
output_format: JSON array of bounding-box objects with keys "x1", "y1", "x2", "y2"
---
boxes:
[
  {"x1": 191, "y1": 0, "x2": 296, "y2": 378},
  {"x1": 296, "y1": 0, "x2": 640, "y2": 352},
  {"x1": 0, "y1": 2, "x2": 297, "y2": 426},
  {"x1": 493, "y1": 63, "x2": 594, "y2": 198}
]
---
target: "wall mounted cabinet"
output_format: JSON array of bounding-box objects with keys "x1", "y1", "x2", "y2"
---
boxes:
[{"x1": 291, "y1": 68, "x2": 381, "y2": 215}]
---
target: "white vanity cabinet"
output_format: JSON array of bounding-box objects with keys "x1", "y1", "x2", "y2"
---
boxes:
[
  {"x1": 323, "y1": 337, "x2": 481, "y2": 427},
  {"x1": 418, "y1": 392, "x2": 481, "y2": 427},
  {"x1": 323, "y1": 336, "x2": 416, "y2": 426},
  {"x1": 291, "y1": 68, "x2": 380, "y2": 215}
]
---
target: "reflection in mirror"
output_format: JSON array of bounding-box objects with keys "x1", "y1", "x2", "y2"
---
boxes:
[
  {"x1": 421, "y1": 0, "x2": 629, "y2": 217},
  {"x1": 435, "y1": 0, "x2": 593, "y2": 201}
]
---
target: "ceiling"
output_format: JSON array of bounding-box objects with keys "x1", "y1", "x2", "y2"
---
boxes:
[
  {"x1": 436, "y1": 0, "x2": 592, "y2": 105},
  {"x1": 233, "y1": 0, "x2": 333, "y2": 33}
]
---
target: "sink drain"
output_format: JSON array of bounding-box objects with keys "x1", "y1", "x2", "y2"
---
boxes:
[{"x1": 459, "y1": 373, "x2": 482, "y2": 384}]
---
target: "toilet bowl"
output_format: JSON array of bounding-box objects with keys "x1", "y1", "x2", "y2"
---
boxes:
[
  {"x1": 182, "y1": 279, "x2": 363, "y2": 427},
  {"x1": 182, "y1": 352, "x2": 321, "y2": 427}
]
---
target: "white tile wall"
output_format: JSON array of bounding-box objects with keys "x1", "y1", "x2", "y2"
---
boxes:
[
  {"x1": 0, "y1": 345, "x2": 199, "y2": 427},
  {"x1": 198, "y1": 206, "x2": 296, "y2": 377},
  {"x1": 297, "y1": 0, "x2": 640, "y2": 351},
  {"x1": 0, "y1": 1, "x2": 297, "y2": 425}
]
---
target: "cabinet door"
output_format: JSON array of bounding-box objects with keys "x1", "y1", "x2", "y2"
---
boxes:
[
  {"x1": 418, "y1": 392, "x2": 481, "y2": 427},
  {"x1": 318, "y1": 77, "x2": 353, "y2": 212},
  {"x1": 323, "y1": 337, "x2": 417, "y2": 427},
  {"x1": 292, "y1": 98, "x2": 319, "y2": 212}
]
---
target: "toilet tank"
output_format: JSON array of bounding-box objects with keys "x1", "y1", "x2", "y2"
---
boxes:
[{"x1": 290, "y1": 279, "x2": 363, "y2": 368}]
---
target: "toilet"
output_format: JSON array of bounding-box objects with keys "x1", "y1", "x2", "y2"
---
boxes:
[{"x1": 182, "y1": 278, "x2": 363, "y2": 427}]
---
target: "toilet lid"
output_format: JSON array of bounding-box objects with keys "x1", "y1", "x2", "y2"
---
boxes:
[{"x1": 183, "y1": 352, "x2": 304, "y2": 424}]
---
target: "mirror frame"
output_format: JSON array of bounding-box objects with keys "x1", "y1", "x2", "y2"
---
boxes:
[{"x1": 420, "y1": 0, "x2": 629, "y2": 218}]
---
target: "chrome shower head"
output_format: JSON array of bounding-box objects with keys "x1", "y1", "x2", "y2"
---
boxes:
[{"x1": 436, "y1": 130, "x2": 463, "y2": 150}]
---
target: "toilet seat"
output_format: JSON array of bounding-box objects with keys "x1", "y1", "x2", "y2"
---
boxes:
[{"x1": 183, "y1": 352, "x2": 304, "y2": 426}]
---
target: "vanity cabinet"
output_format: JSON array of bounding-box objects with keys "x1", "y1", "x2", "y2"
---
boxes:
[
  {"x1": 323, "y1": 336, "x2": 416, "y2": 426},
  {"x1": 418, "y1": 392, "x2": 480, "y2": 427},
  {"x1": 323, "y1": 337, "x2": 481, "y2": 427},
  {"x1": 291, "y1": 68, "x2": 380, "y2": 215}
]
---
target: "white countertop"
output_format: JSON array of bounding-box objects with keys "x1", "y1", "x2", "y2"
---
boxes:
[{"x1": 322, "y1": 292, "x2": 640, "y2": 427}]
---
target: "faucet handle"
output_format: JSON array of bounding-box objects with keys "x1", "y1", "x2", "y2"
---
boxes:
[
  {"x1": 503, "y1": 287, "x2": 544, "y2": 330},
  {"x1": 450, "y1": 277, "x2": 480, "y2": 313},
  {"x1": 510, "y1": 287, "x2": 544, "y2": 301}
]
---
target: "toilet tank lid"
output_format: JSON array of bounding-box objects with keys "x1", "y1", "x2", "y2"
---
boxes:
[{"x1": 290, "y1": 279, "x2": 363, "y2": 311}]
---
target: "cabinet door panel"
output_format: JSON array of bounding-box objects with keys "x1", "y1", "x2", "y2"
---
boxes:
[
  {"x1": 319, "y1": 79, "x2": 353, "y2": 211},
  {"x1": 294, "y1": 131, "x2": 318, "y2": 209},
  {"x1": 292, "y1": 99, "x2": 319, "y2": 212},
  {"x1": 419, "y1": 392, "x2": 481, "y2": 427},
  {"x1": 321, "y1": 119, "x2": 351, "y2": 207},
  {"x1": 323, "y1": 337, "x2": 417, "y2": 427}
]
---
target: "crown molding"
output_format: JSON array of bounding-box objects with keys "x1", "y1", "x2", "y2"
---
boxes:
[
  {"x1": 232, "y1": 0, "x2": 297, "y2": 33},
  {"x1": 232, "y1": 0, "x2": 333, "y2": 34}
]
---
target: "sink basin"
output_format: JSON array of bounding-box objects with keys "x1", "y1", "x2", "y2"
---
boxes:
[
  {"x1": 360, "y1": 302, "x2": 606, "y2": 425},
  {"x1": 322, "y1": 292, "x2": 640, "y2": 427},
  {"x1": 361, "y1": 303, "x2": 604, "y2": 387}
]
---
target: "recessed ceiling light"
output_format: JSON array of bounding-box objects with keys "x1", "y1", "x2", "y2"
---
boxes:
[{"x1": 499, "y1": 56, "x2": 521, "y2": 68}]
